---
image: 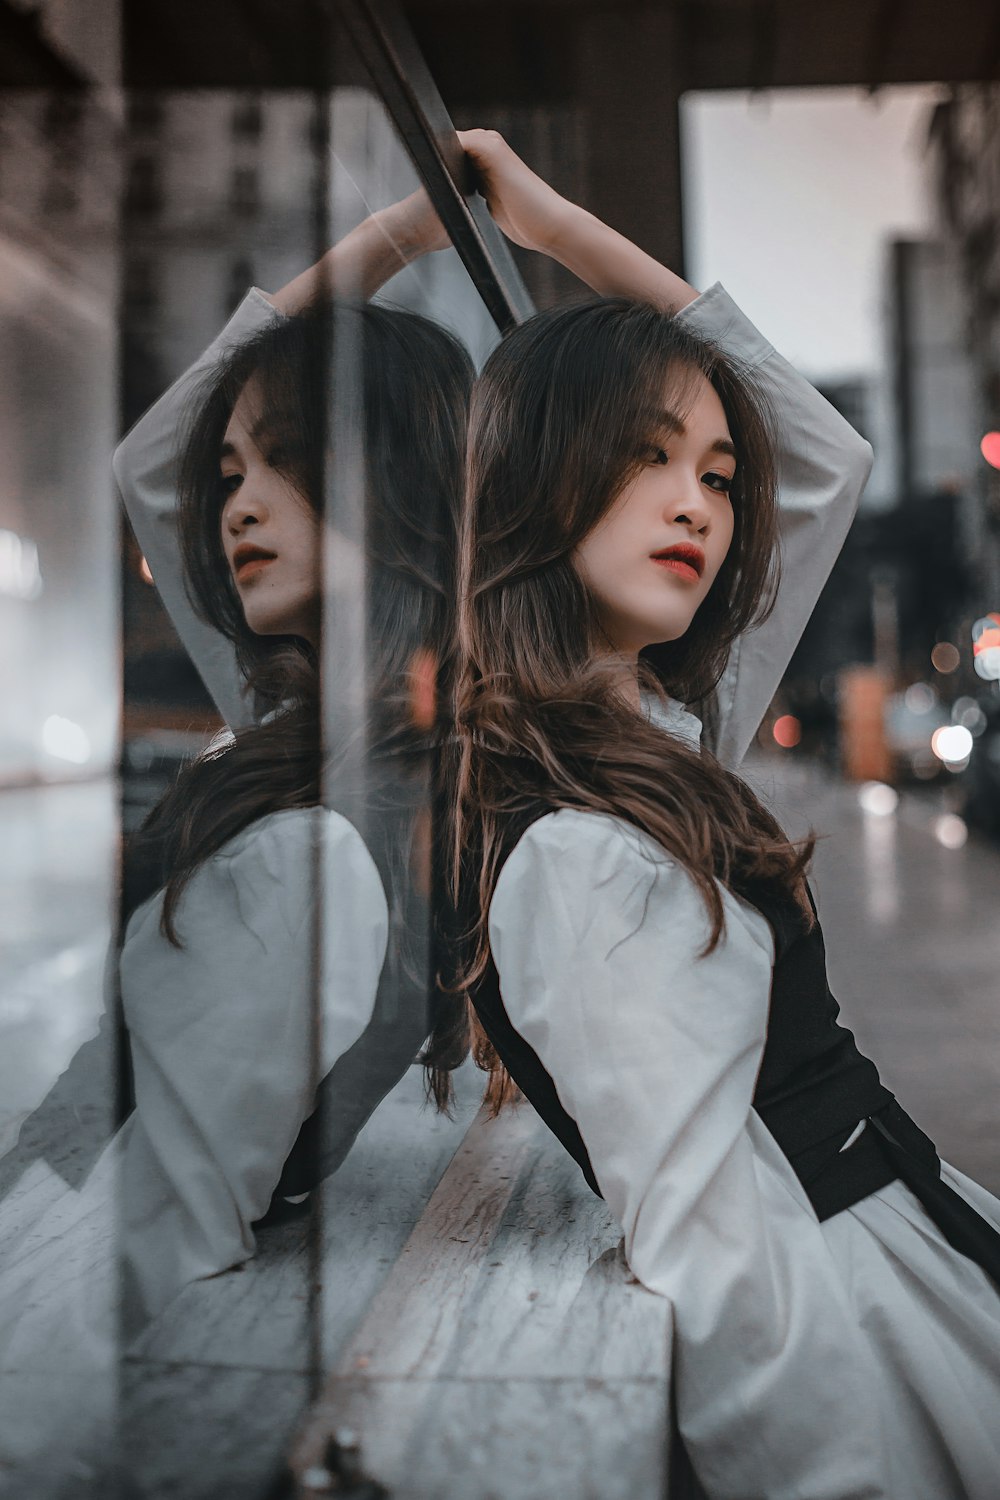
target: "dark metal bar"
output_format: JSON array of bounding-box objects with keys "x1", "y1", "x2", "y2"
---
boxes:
[{"x1": 335, "y1": 0, "x2": 535, "y2": 332}]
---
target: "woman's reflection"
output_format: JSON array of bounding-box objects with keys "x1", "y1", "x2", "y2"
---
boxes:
[{"x1": 0, "y1": 192, "x2": 472, "y2": 1335}]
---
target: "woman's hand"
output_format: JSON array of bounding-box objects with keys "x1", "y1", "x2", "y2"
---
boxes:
[
  {"x1": 460, "y1": 127, "x2": 699, "y2": 314},
  {"x1": 458, "y1": 128, "x2": 574, "y2": 255}
]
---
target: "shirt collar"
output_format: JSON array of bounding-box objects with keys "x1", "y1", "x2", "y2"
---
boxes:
[{"x1": 640, "y1": 691, "x2": 703, "y2": 750}]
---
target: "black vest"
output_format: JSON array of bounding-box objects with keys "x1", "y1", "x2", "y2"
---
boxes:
[{"x1": 462, "y1": 805, "x2": 1000, "y2": 1285}]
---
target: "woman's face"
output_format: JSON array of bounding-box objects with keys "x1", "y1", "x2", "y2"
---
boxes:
[
  {"x1": 574, "y1": 372, "x2": 736, "y2": 659},
  {"x1": 219, "y1": 380, "x2": 321, "y2": 645}
]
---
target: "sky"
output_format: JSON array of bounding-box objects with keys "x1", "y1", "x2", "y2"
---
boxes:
[{"x1": 681, "y1": 85, "x2": 945, "y2": 383}]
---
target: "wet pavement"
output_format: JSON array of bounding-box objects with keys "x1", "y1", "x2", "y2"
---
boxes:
[{"x1": 752, "y1": 751, "x2": 1000, "y2": 1194}]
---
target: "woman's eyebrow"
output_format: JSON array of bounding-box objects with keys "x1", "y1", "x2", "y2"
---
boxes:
[
  {"x1": 656, "y1": 410, "x2": 737, "y2": 461},
  {"x1": 251, "y1": 411, "x2": 297, "y2": 440}
]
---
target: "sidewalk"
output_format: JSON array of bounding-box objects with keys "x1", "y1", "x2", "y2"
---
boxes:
[{"x1": 749, "y1": 752, "x2": 1000, "y2": 1194}]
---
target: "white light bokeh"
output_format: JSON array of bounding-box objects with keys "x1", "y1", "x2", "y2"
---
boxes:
[
  {"x1": 933, "y1": 814, "x2": 968, "y2": 849},
  {"x1": 858, "y1": 781, "x2": 899, "y2": 816},
  {"x1": 953, "y1": 697, "x2": 988, "y2": 736},
  {"x1": 904, "y1": 682, "x2": 936, "y2": 714},
  {"x1": 0, "y1": 528, "x2": 43, "y2": 601},
  {"x1": 41, "y1": 715, "x2": 91, "y2": 765},
  {"x1": 930, "y1": 724, "x2": 974, "y2": 765}
]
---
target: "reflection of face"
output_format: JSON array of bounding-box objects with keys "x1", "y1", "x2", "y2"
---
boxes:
[
  {"x1": 219, "y1": 382, "x2": 321, "y2": 645},
  {"x1": 574, "y1": 373, "x2": 736, "y2": 658}
]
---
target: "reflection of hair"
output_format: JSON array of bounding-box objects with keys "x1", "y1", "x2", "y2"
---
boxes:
[
  {"x1": 127, "y1": 302, "x2": 473, "y2": 939},
  {"x1": 427, "y1": 297, "x2": 814, "y2": 1109}
]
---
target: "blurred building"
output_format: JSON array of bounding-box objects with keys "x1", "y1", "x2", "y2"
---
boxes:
[
  {"x1": 119, "y1": 89, "x2": 319, "y2": 729},
  {"x1": 0, "y1": 85, "x2": 120, "y2": 784},
  {"x1": 926, "y1": 86, "x2": 1000, "y2": 603}
]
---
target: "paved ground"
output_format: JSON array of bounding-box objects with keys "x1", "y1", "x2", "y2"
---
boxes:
[{"x1": 749, "y1": 750, "x2": 1000, "y2": 1193}]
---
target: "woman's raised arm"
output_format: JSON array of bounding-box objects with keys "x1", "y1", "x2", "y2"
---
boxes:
[
  {"x1": 460, "y1": 130, "x2": 873, "y2": 768},
  {"x1": 113, "y1": 190, "x2": 449, "y2": 730}
]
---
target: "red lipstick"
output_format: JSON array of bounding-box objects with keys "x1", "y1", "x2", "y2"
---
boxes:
[
  {"x1": 651, "y1": 542, "x2": 705, "y2": 583},
  {"x1": 233, "y1": 542, "x2": 276, "y2": 582}
]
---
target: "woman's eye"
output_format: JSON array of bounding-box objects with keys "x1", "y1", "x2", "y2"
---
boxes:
[
  {"x1": 220, "y1": 472, "x2": 242, "y2": 496},
  {"x1": 704, "y1": 472, "x2": 734, "y2": 493},
  {"x1": 646, "y1": 446, "x2": 669, "y2": 466}
]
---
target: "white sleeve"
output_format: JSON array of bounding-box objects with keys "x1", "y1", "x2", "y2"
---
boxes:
[
  {"x1": 489, "y1": 809, "x2": 889, "y2": 1500},
  {"x1": 112, "y1": 289, "x2": 283, "y2": 731},
  {"x1": 117, "y1": 807, "x2": 388, "y2": 1321},
  {"x1": 676, "y1": 283, "x2": 874, "y2": 769}
]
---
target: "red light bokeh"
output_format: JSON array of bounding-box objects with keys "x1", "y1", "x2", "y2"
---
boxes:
[{"x1": 773, "y1": 714, "x2": 802, "y2": 749}]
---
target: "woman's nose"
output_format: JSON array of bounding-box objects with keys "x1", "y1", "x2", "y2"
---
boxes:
[
  {"x1": 226, "y1": 488, "x2": 267, "y2": 534},
  {"x1": 668, "y1": 486, "x2": 711, "y2": 535}
]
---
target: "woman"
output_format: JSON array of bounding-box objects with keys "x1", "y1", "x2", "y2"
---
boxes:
[
  {"x1": 114, "y1": 192, "x2": 474, "y2": 1320},
  {"x1": 117, "y1": 289, "x2": 471, "y2": 1322},
  {"x1": 1, "y1": 192, "x2": 467, "y2": 1337},
  {"x1": 435, "y1": 132, "x2": 1000, "y2": 1499}
]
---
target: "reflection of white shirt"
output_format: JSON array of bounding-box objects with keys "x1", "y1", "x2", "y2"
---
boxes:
[{"x1": 118, "y1": 807, "x2": 388, "y2": 1322}]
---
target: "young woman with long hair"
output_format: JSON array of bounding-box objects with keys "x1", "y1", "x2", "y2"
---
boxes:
[
  {"x1": 109, "y1": 191, "x2": 475, "y2": 1320},
  {"x1": 433, "y1": 132, "x2": 1000, "y2": 1499},
  {"x1": 0, "y1": 191, "x2": 470, "y2": 1336}
]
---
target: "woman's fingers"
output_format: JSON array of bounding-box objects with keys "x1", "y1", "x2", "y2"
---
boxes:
[{"x1": 456, "y1": 128, "x2": 570, "y2": 254}]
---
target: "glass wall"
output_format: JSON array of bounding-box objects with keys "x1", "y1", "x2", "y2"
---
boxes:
[{"x1": 0, "y1": 6, "x2": 521, "y2": 1494}]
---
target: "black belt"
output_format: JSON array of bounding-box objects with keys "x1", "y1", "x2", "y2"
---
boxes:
[{"x1": 793, "y1": 1101, "x2": 1000, "y2": 1290}]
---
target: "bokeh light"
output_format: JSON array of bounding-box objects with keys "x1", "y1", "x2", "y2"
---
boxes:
[
  {"x1": 773, "y1": 714, "x2": 802, "y2": 748},
  {"x1": 904, "y1": 682, "x2": 936, "y2": 713},
  {"x1": 933, "y1": 814, "x2": 968, "y2": 849},
  {"x1": 953, "y1": 696, "x2": 988, "y2": 736},
  {"x1": 972, "y1": 615, "x2": 1000, "y2": 680},
  {"x1": 930, "y1": 641, "x2": 960, "y2": 674},
  {"x1": 41, "y1": 715, "x2": 91, "y2": 765},
  {"x1": 981, "y1": 432, "x2": 1000, "y2": 470},
  {"x1": 857, "y1": 781, "x2": 898, "y2": 816},
  {"x1": 930, "y1": 724, "x2": 973, "y2": 765}
]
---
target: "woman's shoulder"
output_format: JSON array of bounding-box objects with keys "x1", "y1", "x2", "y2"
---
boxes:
[
  {"x1": 504, "y1": 807, "x2": 673, "y2": 872},
  {"x1": 210, "y1": 805, "x2": 364, "y2": 864},
  {"x1": 490, "y1": 807, "x2": 772, "y2": 960},
  {"x1": 124, "y1": 807, "x2": 384, "y2": 947},
  {"x1": 490, "y1": 808, "x2": 677, "y2": 938}
]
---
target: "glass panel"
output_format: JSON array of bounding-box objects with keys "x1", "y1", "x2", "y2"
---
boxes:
[
  {"x1": 0, "y1": 17, "x2": 503, "y2": 1499},
  {"x1": 0, "y1": 83, "x2": 121, "y2": 1491},
  {"x1": 0, "y1": 0, "x2": 524, "y2": 1487}
]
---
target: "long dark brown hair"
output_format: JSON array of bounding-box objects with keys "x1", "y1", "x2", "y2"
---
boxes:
[
  {"x1": 125, "y1": 301, "x2": 473, "y2": 940},
  {"x1": 428, "y1": 296, "x2": 814, "y2": 1109}
]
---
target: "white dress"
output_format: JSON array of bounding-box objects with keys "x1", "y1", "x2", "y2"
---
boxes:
[
  {"x1": 476, "y1": 292, "x2": 1000, "y2": 1497},
  {"x1": 117, "y1": 805, "x2": 389, "y2": 1322},
  {"x1": 0, "y1": 806, "x2": 388, "y2": 1349},
  {"x1": 489, "y1": 782, "x2": 1000, "y2": 1500}
]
